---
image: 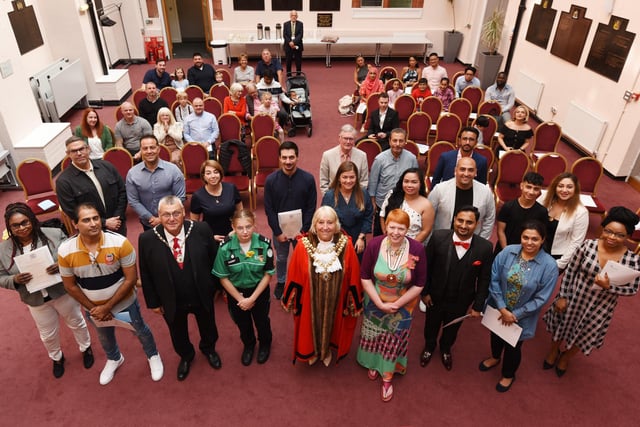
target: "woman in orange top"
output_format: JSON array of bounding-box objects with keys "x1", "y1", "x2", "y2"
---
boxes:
[{"x1": 223, "y1": 83, "x2": 248, "y2": 126}]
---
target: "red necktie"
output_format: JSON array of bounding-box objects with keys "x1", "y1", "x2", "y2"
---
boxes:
[
  {"x1": 454, "y1": 241, "x2": 470, "y2": 250},
  {"x1": 173, "y1": 237, "x2": 183, "y2": 269}
]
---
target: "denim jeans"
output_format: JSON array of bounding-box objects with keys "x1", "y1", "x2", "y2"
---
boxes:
[
  {"x1": 272, "y1": 235, "x2": 297, "y2": 284},
  {"x1": 88, "y1": 298, "x2": 158, "y2": 361}
]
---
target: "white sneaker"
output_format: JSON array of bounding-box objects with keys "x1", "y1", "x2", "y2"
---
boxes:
[
  {"x1": 419, "y1": 300, "x2": 427, "y2": 313},
  {"x1": 99, "y1": 354, "x2": 124, "y2": 385},
  {"x1": 148, "y1": 354, "x2": 164, "y2": 381}
]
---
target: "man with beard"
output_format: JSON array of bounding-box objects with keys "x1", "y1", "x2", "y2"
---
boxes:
[{"x1": 431, "y1": 127, "x2": 488, "y2": 186}]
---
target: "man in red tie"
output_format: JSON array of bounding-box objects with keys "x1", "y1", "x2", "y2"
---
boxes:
[
  {"x1": 138, "y1": 195, "x2": 222, "y2": 381},
  {"x1": 419, "y1": 206, "x2": 493, "y2": 371}
]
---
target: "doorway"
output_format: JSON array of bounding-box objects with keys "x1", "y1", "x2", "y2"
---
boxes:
[{"x1": 163, "y1": 0, "x2": 212, "y2": 59}]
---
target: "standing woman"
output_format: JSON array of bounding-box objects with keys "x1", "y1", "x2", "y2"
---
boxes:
[
  {"x1": 321, "y1": 161, "x2": 373, "y2": 259},
  {"x1": 496, "y1": 105, "x2": 533, "y2": 153},
  {"x1": 0, "y1": 203, "x2": 93, "y2": 378},
  {"x1": 479, "y1": 221, "x2": 558, "y2": 392},
  {"x1": 234, "y1": 53, "x2": 255, "y2": 86},
  {"x1": 153, "y1": 107, "x2": 184, "y2": 166},
  {"x1": 74, "y1": 107, "x2": 113, "y2": 159},
  {"x1": 357, "y1": 209, "x2": 427, "y2": 402},
  {"x1": 353, "y1": 54, "x2": 369, "y2": 95},
  {"x1": 212, "y1": 209, "x2": 275, "y2": 366},
  {"x1": 540, "y1": 172, "x2": 589, "y2": 271},
  {"x1": 190, "y1": 160, "x2": 243, "y2": 244},
  {"x1": 401, "y1": 56, "x2": 421, "y2": 88},
  {"x1": 543, "y1": 207, "x2": 640, "y2": 377},
  {"x1": 380, "y1": 168, "x2": 434, "y2": 243}
]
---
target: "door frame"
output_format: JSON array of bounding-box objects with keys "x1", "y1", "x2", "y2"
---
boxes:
[{"x1": 161, "y1": 0, "x2": 213, "y2": 59}]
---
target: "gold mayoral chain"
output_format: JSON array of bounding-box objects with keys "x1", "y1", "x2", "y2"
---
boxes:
[
  {"x1": 302, "y1": 234, "x2": 348, "y2": 281},
  {"x1": 385, "y1": 237, "x2": 407, "y2": 284}
]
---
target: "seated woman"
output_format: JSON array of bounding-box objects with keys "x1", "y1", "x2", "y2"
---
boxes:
[
  {"x1": 223, "y1": 83, "x2": 248, "y2": 128},
  {"x1": 401, "y1": 56, "x2": 420, "y2": 88},
  {"x1": 387, "y1": 79, "x2": 404, "y2": 109},
  {"x1": 496, "y1": 105, "x2": 533, "y2": 152},
  {"x1": 433, "y1": 77, "x2": 455, "y2": 112},
  {"x1": 380, "y1": 168, "x2": 434, "y2": 244},
  {"x1": 153, "y1": 107, "x2": 183, "y2": 166},
  {"x1": 257, "y1": 92, "x2": 284, "y2": 141},
  {"x1": 411, "y1": 78, "x2": 432, "y2": 105},
  {"x1": 74, "y1": 108, "x2": 113, "y2": 159},
  {"x1": 234, "y1": 53, "x2": 255, "y2": 86},
  {"x1": 321, "y1": 161, "x2": 374, "y2": 260},
  {"x1": 357, "y1": 67, "x2": 384, "y2": 132},
  {"x1": 171, "y1": 67, "x2": 189, "y2": 92}
]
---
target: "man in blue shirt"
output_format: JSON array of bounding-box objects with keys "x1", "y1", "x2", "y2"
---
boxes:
[
  {"x1": 183, "y1": 97, "x2": 220, "y2": 159},
  {"x1": 454, "y1": 66, "x2": 481, "y2": 97},
  {"x1": 126, "y1": 135, "x2": 186, "y2": 230},
  {"x1": 484, "y1": 72, "x2": 516, "y2": 125},
  {"x1": 142, "y1": 60, "x2": 172, "y2": 90},
  {"x1": 255, "y1": 49, "x2": 283, "y2": 83},
  {"x1": 263, "y1": 141, "x2": 316, "y2": 299}
]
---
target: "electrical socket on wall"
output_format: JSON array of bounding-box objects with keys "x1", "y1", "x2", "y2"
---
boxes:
[
  {"x1": 551, "y1": 106, "x2": 557, "y2": 114},
  {"x1": 623, "y1": 90, "x2": 632, "y2": 101}
]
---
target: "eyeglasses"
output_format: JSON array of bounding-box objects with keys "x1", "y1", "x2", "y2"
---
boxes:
[
  {"x1": 9, "y1": 219, "x2": 31, "y2": 230},
  {"x1": 160, "y1": 211, "x2": 183, "y2": 220},
  {"x1": 67, "y1": 146, "x2": 88, "y2": 154},
  {"x1": 602, "y1": 228, "x2": 627, "y2": 239}
]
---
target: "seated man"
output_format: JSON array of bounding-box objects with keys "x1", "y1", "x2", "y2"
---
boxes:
[
  {"x1": 455, "y1": 66, "x2": 481, "y2": 97},
  {"x1": 142, "y1": 60, "x2": 171, "y2": 90},
  {"x1": 363, "y1": 92, "x2": 399, "y2": 151},
  {"x1": 255, "y1": 49, "x2": 283, "y2": 83},
  {"x1": 431, "y1": 127, "x2": 488, "y2": 186},
  {"x1": 137, "y1": 82, "x2": 168, "y2": 127},
  {"x1": 256, "y1": 69, "x2": 292, "y2": 128},
  {"x1": 114, "y1": 102, "x2": 153, "y2": 160},
  {"x1": 183, "y1": 97, "x2": 220, "y2": 159},
  {"x1": 484, "y1": 71, "x2": 515, "y2": 125}
]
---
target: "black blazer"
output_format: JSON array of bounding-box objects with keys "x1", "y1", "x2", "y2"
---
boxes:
[
  {"x1": 423, "y1": 229, "x2": 493, "y2": 312},
  {"x1": 368, "y1": 108, "x2": 399, "y2": 146},
  {"x1": 283, "y1": 20, "x2": 304, "y2": 52},
  {"x1": 139, "y1": 220, "x2": 217, "y2": 323}
]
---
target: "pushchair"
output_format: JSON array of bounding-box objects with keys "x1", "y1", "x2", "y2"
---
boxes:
[{"x1": 285, "y1": 71, "x2": 312, "y2": 137}]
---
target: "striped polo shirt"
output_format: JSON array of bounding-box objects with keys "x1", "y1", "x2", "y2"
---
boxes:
[{"x1": 58, "y1": 230, "x2": 137, "y2": 313}]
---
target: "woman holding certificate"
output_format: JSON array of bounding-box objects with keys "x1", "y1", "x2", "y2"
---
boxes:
[
  {"x1": 479, "y1": 220, "x2": 558, "y2": 392},
  {"x1": 0, "y1": 203, "x2": 93, "y2": 378},
  {"x1": 543, "y1": 207, "x2": 640, "y2": 377}
]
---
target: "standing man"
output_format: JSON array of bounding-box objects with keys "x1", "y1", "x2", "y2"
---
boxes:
[
  {"x1": 368, "y1": 128, "x2": 418, "y2": 236},
  {"x1": 428, "y1": 157, "x2": 495, "y2": 239},
  {"x1": 319, "y1": 124, "x2": 369, "y2": 194},
  {"x1": 187, "y1": 52, "x2": 216, "y2": 93},
  {"x1": 431, "y1": 127, "x2": 488, "y2": 186},
  {"x1": 264, "y1": 141, "x2": 316, "y2": 300},
  {"x1": 421, "y1": 52, "x2": 448, "y2": 93},
  {"x1": 137, "y1": 82, "x2": 168, "y2": 127},
  {"x1": 454, "y1": 66, "x2": 481, "y2": 97},
  {"x1": 420, "y1": 206, "x2": 493, "y2": 370},
  {"x1": 126, "y1": 135, "x2": 186, "y2": 231},
  {"x1": 114, "y1": 101, "x2": 153, "y2": 160},
  {"x1": 365, "y1": 92, "x2": 399, "y2": 151},
  {"x1": 58, "y1": 203, "x2": 163, "y2": 385},
  {"x1": 484, "y1": 71, "x2": 515, "y2": 124},
  {"x1": 139, "y1": 196, "x2": 222, "y2": 381},
  {"x1": 142, "y1": 60, "x2": 171, "y2": 90},
  {"x1": 183, "y1": 97, "x2": 220, "y2": 159},
  {"x1": 56, "y1": 136, "x2": 128, "y2": 236},
  {"x1": 255, "y1": 49, "x2": 284, "y2": 83},
  {"x1": 495, "y1": 172, "x2": 547, "y2": 252},
  {"x1": 283, "y1": 10, "x2": 303, "y2": 75}
]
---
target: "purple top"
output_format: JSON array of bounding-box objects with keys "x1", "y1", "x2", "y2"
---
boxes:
[{"x1": 361, "y1": 235, "x2": 426, "y2": 287}]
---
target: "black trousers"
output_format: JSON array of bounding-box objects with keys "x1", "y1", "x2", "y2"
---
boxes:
[
  {"x1": 423, "y1": 302, "x2": 467, "y2": 353},
  {"x1": 373, "y1": 205, "x2": 383, "y2": 237},
  {"x1": 227, "y1": 285, "x2": 272, "y2": 349},
  {"x1": 165, "y1": 302, "x2": 218, "y2": 360},
  {"x1": 490, "y1": 332, "x2": 523, "y2": 379},
  {"x1": 285, "y1": 48, "x2": 302, "y2": 74}
]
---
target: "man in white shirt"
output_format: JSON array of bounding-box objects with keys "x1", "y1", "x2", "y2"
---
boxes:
[{"x1": 421, "y1": 53, "x2": 448, "y2": 93}]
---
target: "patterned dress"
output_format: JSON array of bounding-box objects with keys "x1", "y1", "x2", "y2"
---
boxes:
[
  {"x1": 357, "y1": 245, "x2": 418, "y2": 376},
  {"x1": 543, "y1": 239, "x2": 640, "y2": 355}
]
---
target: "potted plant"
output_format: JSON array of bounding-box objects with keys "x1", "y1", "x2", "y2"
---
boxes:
[
  {"x1": 443, "y1": 0, "x2": 463, "y2": 63},
  {"x1": 477, "y1": 8, "x2": 505, "y2": 88}
]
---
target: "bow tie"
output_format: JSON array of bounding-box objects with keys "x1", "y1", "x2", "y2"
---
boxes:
[{"x1": 454, "y1": 241, "x2": 470, "y2": 249}]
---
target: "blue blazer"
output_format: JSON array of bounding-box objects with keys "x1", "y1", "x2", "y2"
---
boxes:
[{"x1": 431, "y1": 150, "x2": 488, "y2": 187}]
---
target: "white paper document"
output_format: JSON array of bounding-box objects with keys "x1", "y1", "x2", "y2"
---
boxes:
[
  {"x1": 443, "y1": 313, "x2": 471, "y2": 328},
  {"x1": 37, "y1": 199, "x2": 56, "y2": 211},
  {"x1": 93, "y1": 311, "x2": 135, "y2": 331},
  {"x1": 278, "y1": 209, "x2": 303, "y2": 239},
  {"x1": 13, "y1": 246, "x2": 62, "y2": 293},
  {"x1": 590, "y1": 261, "x2": 640, "y2": 291},
  {"x1": 481, "y1": 305, "x2": 522, "y2": 347}
]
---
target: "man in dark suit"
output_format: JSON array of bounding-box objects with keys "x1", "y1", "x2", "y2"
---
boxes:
[
  {"x1": 283, "y1": 10, "x2": 303, "y2": 75},
  {"x1": 139, "y1": 195, "x2": 221, "y2": 381},
  {"x1": 431, "y1": 127, "x2": 488, "y2": 187},
  {"x1": 420, "y1": 205, "x2": 493, "y2": 371},
  {"x1": 364, "y1": 92, "x2": 399, "y2": 151}
]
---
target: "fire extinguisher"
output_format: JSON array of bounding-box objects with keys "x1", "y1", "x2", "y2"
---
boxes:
[
  {"x1": 156, "y1": 45, "x2": 165, "y2": 62},
  {"x1": 148, "y1": 48, "x2": 155, "y2": 64}
]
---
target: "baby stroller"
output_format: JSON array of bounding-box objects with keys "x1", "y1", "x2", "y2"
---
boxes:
[{"x1": 285, "y1": 71, "x2": 312, "y2": 137}]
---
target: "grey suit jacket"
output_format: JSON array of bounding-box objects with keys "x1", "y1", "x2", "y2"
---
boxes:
[
  {"x1": 427, "y1": 178, "x2": 496, "y2": 239},
  {"x1": 319, "y1": 145, "x2": 369, "y2": 194}
]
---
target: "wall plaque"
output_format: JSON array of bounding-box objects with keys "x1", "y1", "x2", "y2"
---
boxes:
[
  {"x1": 317, "y1": 13, "x2": 333, "y2": 28},
  {"x1": 550, "y1": 4, "x2": 592, "y2": 65},
  {"x1": 525, "y1": 0, "x2": 557, "y2": 49},
  {"x1": 585, "y1": 17, "x2": 635, "y2": 82},
  {"x1": 8, "y1": 2, "x2": 44, "y2": 55}
]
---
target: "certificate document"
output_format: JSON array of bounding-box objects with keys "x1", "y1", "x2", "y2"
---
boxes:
[
  {"x1": 278, "y1": 209, "x2": 303, "y2": 239},
  {"x1": 481, "y1": 305, "x2": 522, "y2": 347},
  {"x1": 13, "y1": 246, "x2": 62, "y2": 293}
]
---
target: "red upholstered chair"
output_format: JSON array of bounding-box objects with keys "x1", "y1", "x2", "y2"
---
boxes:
[
  {"x1": 474, "y1": 144, "x2": 495, "y2": 184},
  {"x1": 449, "y1": 97, "x2": 472, "y2": 126},
  {"x1": 185, "y1": 85, "x2": 205, "y2": 102},
  {"x1": 571, "y1": 156, "x2": 606, "y2": 217},
  {"x1": 394, "y1": 95, "x2": 416, "y2": 130},
  {"x1": 16, "y1": 159, "x2": 60, "y2": 217},
  {"x1": 434, "y1": 113, "x2": 462, "y2": 145},
  {"x1": 355, "y1": 139, "x2": 382, "y2": 171},
  {"x1": 478, "y1": 100, "x2": 502, "y2": 117},
  {"x1": 61, "y1": 156, "x2": 72, "y2": 170},
  {"x1": 115, "y1": 105, "x2": 139, "y2": 122},
  {"x1": 252, "y1": 136, "x2": 281, "y2": 208},
  {"x1": 217, "y1": 69, "x2": 232, "y2": 87},
  {"x1": 407, "y1": 112, "x2": 432, "y2": 146},
  {"x1": 132, "y1": 89, "x2": 146, "y2": 107},
  {"x1": 494, "y1": 150, "x2": 531, "y2": 206},
  {"x1": 472, "y1": 114, "x2": 498, "y2": 150},
  {"x1": 218, "y1": 113, "x2": 243, "y2": 143},
  {"x1": 180, "y1": 142, "x2": 208, "y2": 196},
  {"x1": 461, "y1": 86, "x2": 483, "y2": 113},
  {"x1": 251, "y1": 113, "x2": 276, "y2": 147},
  {"x1": 425, "y1": 141, "x2": 455, "y2": 189},
  {"x1": 378, "y1": 66, "x2": 397, "y2": 81},
  {"x1": 419, "y1": 96, "x2": 443, "y2": 125},
  {"x1": 627, "y1": 208, "x2": 640, "y2": 253},
  {"x1": 209, "y1": 84, "x2": 230, "y2": 105},
  {"x1": 103, "y1": 147, "x2": 134, "y2": 181},
  {"x1": 534, "y1": 152, "x2": 568, "y2": 188},
  {"x1": 203, "y1": 97, "x2": 223, "y2": 118},
  {"x1": 451, "y1": 71, "x2": 464, "y2": 89},
  {"x1": 532, "y1": 121, "x2": 562, "y2": 153},
  {"x1": 404, "y1": 140, "x2": 420, "y2": 160},
  {"x1": 384, "y1": 78, "x2": 404, "y2": 92},
  {"x1": 221, "y1": 143, "x2": 252, "y2": 209},
  {"x1": 159, "y1": 87, "x2": 178, "y2": 109},
  {"x1": 158, "y1": 144, "x2": 171, "y2": 162},
  {"x1": 362, "y1": 92, "x2": 382, "y2": 131}
]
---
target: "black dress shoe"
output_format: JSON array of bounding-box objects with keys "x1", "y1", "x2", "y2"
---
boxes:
[
  {"x1": 496, "y1": 376, "x2": 516, "y2": 393},
  {"x1": 241, "y1": 347, "x2": 254, "y2": 366},
  {"x1": 479, "y1": 358, "x2": 500, "y2": 371},
  {"x1": 53, "y1": 355, "x2": 65, "y2": 378},
  {"x1": 206, "y1": 352, "x2": 222, "y2": 369},
  {"x1": 177, "y1": 358, "x2": 191, "y2": 381},
  {"x1": 257, "y1": 345, "x2": 271, "y2": 364},
  {"x1": 555, "y1": 366, "x2": 567, "y2": 377},
  {"x1": 274, "y1": 283, "x2": 285, "y2": 300},
  {"x1": 441, "y1": 353, "x2": 453, "y2": 371},
  {"x1": 83, "y1": 346, "x2": 95, "y2": 369},
  {"x1": 419, "y1": 350, "x2": 433, "y2": 367}
]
